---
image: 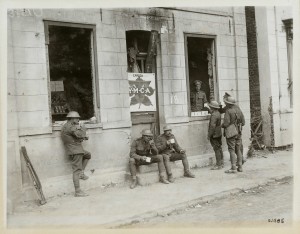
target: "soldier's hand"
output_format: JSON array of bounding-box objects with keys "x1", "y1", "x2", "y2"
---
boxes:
[
  {"x1": 166, "y1": 140, "x2": 171, "y2": 145},
  {"x1": 141, "y1": 156, "x2": 147, "y2": 161},
  {"x1": 149, "y1": 140, "x2": 155, "y2": 146},
  {"x1": 180, "y1": 149, "x2": 185, "y2": 154}
]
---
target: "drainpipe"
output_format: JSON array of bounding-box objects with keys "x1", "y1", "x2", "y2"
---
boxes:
[
  {"x1": 274, "y1": 7, "x2": 282, "y2": 111},
  {"x1": 232, "y1": 7, "x2": 239, "y2": 103}
]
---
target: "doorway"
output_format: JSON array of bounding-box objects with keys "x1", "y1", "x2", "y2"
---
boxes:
[{"x1": 185, "y1": 35, "x2": 217, "y2": 115}]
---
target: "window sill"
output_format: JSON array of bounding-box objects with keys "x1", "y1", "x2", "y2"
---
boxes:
[
  {"x1": 52, "y1": 122, "x2": 103, "y2": 131},
  {"x1": 189, "y1": 115, "x2": 210, "y2": 122}
]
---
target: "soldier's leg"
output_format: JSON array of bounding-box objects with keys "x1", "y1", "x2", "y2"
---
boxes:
[
  {"x1": 71, "y1": 154, "x2": 88, "y2": 196},
  {"x1": 162, "y1": 154, "x2": 173, "y2": 179},
  {"x1": 82, "y1": 150, "x2": 91, "y2": 170},
  {"x1": 170, "y1": 153, "x2": 195, "y2": 178},
  {"x1": 129, "y1": 158, "x2": 138, "y2": 189},
  {"x1": 211, "y1": 137, "x2": 222, "y2": 168},
  {"x1": 235, "y1": 135, "x2": 243, "y2": 171},
  {"x1": 80, "y1": 150, "x2": 91, "y2": 180},
  {"x1": 226, "y1": 137, "x2": 237, "y2": 172},
  {"x1": 151, "y1": 155, "x2": 169, "y2": 184}
]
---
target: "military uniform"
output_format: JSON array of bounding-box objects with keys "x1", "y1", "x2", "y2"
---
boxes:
[
  {"x1": 61, "y1": 121, "x2": 91, "y2": 190},
  {"x1": 156, "y1": 133, "x2": 193, "y2": 179},
  {"x1": 190, "y1": 91, "x2": 207, "y2": 112},
  {"x1": 208, "y1": 109, "x2": 223, "y2": 167},
  {"x1": 129, "y1": 137, "x2": 165, "y2": 178},
  {"x1": 222, "y1": 104, "x2": 245, "y2": 171},
  {"x1": 219, "y1": 104, "x2": 245, "y2": 162}
]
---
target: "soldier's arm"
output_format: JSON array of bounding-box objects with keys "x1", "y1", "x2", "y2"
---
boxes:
[
  {"x1": 240, "y1": 109, "x2": 245, "y2": 126},
  {"x1": 130, "y1": 140, "x2": 142, "y2": 160},
  {"x1": 174, "y1": 137, "x2": 183, "y2": 153},
  {"x1": 155, "y1": 136, "x2": 166, "y2": 153},
  {"x1": 70, "y1": 125, "x2": 86, "y2": 139},
  {"x1": 208, "y1": 113, "x2": 217, "y2": 138},
  {"x1": 222, "y1": 110, "x2": 231, "y2": 128}
]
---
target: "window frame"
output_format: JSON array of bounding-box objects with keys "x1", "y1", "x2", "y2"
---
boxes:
[
  {"x1": 184, "y1": 33, "x2": 219, "y2": 118},
  {"x1": 43, "y1": 20, "x2": 100, "y2": 125}
]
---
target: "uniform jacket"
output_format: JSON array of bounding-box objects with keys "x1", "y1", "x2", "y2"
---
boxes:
[
  {"x1": 208, "y1": 109, "x2": 222, "y2": 138},
  {"x1": 156, "y1": 133, "x2": 183, "y2": 154},
  {"x1": 61, "y1": 121, "x2": 87, "y2": 156},
  {"x1": 222, "y1": 105, "x2": 245, "y2": 130},
  {"x1": 130, "y1": 137, "x2": 158, "y2": 160},
  {"x1": 190, "y1": 91, "x2": 207, "y2": 112}
]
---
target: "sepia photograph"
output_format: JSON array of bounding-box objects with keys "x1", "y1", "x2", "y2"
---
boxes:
[{"x1": 2, "y1": 0, "x2": 299, "y2": 232}]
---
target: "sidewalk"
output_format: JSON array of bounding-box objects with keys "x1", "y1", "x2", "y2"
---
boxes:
[{"x1": 7, "y1": 149, "x2": 293, "y2": 228}]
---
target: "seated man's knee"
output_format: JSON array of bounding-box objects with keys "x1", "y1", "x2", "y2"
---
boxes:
[
  {"x1": 84, "y1": 151, "x2": 91, "y2": 159},
  {"x1": 162, "y1": 154, "x2": 170, "y2": 161},
  {"x1": 157, "y1": 154, "x2": 163, "y2": 162},
  {"x1": 129, "y1": 158, "x2": 136, "y2": 164}
]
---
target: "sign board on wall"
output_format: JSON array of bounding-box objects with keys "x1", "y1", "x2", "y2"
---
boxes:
[{"x1": 128, "y1": 73, "x2": 156, "y2": 112}]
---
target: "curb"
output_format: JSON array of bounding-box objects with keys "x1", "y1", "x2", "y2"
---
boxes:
[{"x1": 105, "y1": 175, "x2": 293, "y2": 228}]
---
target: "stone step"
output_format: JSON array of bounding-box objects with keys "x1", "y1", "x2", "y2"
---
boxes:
[{"x1": 127, "y1": 153, "x2": 218, "y2": 186}]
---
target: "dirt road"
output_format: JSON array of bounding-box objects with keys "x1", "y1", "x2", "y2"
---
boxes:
[{"x1": 123, "y1": 177, "x2": 293, "y2": 228}]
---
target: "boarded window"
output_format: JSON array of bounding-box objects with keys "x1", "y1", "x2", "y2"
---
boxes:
[{"x1": 46, "y1": 24, "x2": 96, "y2": 122}]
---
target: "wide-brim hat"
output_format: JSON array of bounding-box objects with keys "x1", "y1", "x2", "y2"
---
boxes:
[
  {"x1": 208, "y1": 101, "x2": 220, "y2": 109},
  {"x1": 66, "y1": 111, "x2": 81, "y2": 118},
  {"x1": 142, "y1": 129, "x2": 153, "y2": 136},
  {"x1": 224, "y1": 96, "x2": 236, "y2": 105},
  {"x1": 163, "y1": 125, "x2": 172, "y2": 131}
]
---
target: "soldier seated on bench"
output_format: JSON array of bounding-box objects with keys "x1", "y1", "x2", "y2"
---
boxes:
[
  {"x1": 129, "y1": 129, "x2": 169, "y2": 189},
  {"x1": 156, "y1": 125, "x2": 195, "y2": 183}
]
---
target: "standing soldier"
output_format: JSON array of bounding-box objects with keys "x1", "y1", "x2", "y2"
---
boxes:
[
  {"x1": 220, "y1": 92, "x2": 246, "y2": 164},
  {"x1": 190, "y1": 80, "x2": 208, "y2": 112},
  {"x1": 129, "y1": 129, "x2": 169, "y2": 189},
  {"x1": 156, "y1": 126, "x2": 195, "y2": 183},
  {"x1": 61, "y1": 111, "x2": 91, "y2": 197},
  {"x1": 222, "y1": 97, "x2": 245, "y2": 173},
  {"x1": 207, "y1": 101, "x2": 224, "y2": 170}
]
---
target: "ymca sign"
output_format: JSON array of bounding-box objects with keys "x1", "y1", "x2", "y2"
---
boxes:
[{"x1": 128, "y1": 73, "x2": 156, "y2": 112}]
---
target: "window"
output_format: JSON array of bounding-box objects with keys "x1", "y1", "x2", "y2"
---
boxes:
[
  {"x1": 44, "y1": 22, "x2": 99, "y2": 122},
  {"x1": 185, "y1": 35, "x2": 217, "y2": 116},
  {"x1": 283, "y1": 19, "x2": 293, "y2": 108},
  {"x1": 125, "y1": 30, "x2": 159, "y2": 126}
]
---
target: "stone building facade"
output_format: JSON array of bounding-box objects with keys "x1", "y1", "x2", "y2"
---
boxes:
[
  {"x1": 245, "y1": 6, "x2": 293, "y2": 148},
  {"x1": 7, "y1": 7, "x2": 251, "y2": 212}
]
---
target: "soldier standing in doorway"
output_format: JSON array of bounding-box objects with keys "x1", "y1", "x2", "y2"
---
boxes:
[{"x1": 190, "y1": 80, "x2": 208, "y2": 112}]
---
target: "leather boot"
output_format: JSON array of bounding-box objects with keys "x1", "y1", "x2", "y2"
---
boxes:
[
  {"x1": 75, "y1": 189, "x2": 88, "y2": 197},
  {"x1": 159, "y1": 176, "x2": 169, "y2": 184},
  {"x1": 79, "y1": 172, "x2": 89, "y2": 180},
  {"x1": 168, "y1": 174, "x2": 175, "y2": 183},
  {"x1": 184, "y1": 170, "x2": 195, "y2": 178},
  {"x1": 130, "y1": 178, "x2": 138, "y2": 189}
]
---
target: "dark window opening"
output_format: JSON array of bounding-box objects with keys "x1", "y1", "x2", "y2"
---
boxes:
[
  {"x1": 126, "y1": 30, "x2": 157, "y2": 73},
  {"x1": 186, "y1": 37, "x2": 215, "y2": 113},
  {"x1": 48, "y1": 25, "x2": 95, "y2": 122},
  {"x1": 125, "y1": 30, "x2": 159, "y2": 134}
]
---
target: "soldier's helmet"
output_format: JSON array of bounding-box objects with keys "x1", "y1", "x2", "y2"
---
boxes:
[
  {"x1": 224, "y1": 96, "x2": 236, "y2": 105},
  {"x1": 208, "y1": 101, "x2": 220, "y2": 109},
  {"x1": 163, "y1": 125, "x2": 172, "y2": 131},
  {"x1": 66, "y1": 111, "x2": 81, "y2": 118},
  {"x1": 194, "y1": 80, "x2": 202, "y2": 86},
  {"x1": 142, "y1": 129, "x2": 153, "y2": 136},
  {"x1": 224, "y1": 91, "x2": 232, "y2": 97}
]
